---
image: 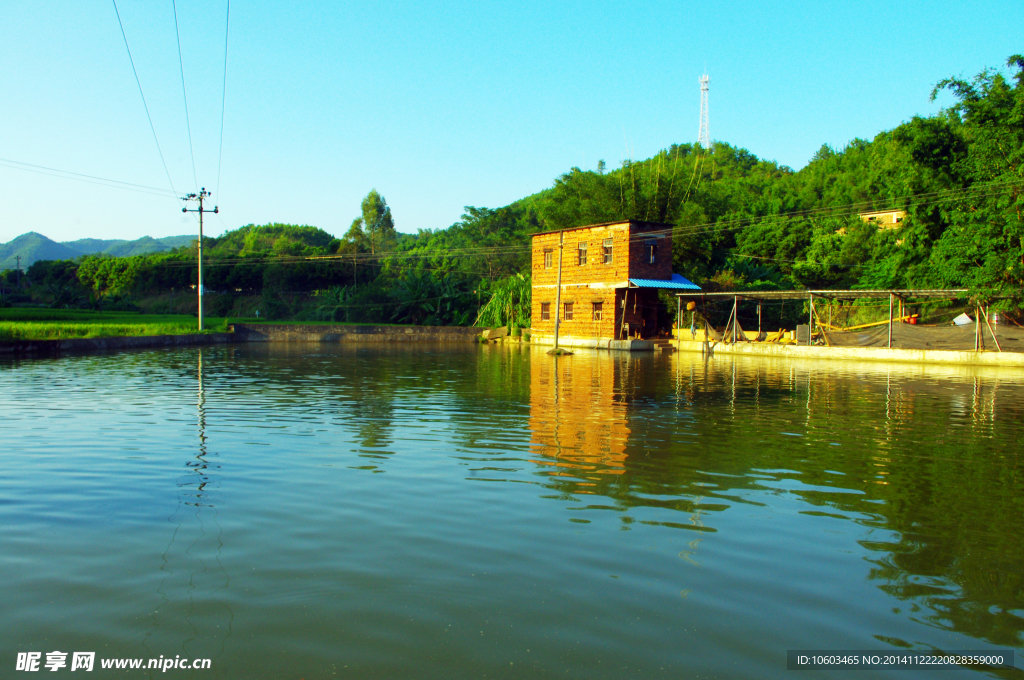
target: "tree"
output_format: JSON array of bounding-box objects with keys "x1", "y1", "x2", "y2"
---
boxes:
[
  {"x1": 339, "y1": 218, "x2": 369, "y2": 287},
  {"x1": 357, "y1": 189, "x2": 396, "y2": 256}
]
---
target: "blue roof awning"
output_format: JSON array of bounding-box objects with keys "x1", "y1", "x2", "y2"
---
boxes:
[{"x1": 628, "y1": 273, "x2": 701, "y2": 290}]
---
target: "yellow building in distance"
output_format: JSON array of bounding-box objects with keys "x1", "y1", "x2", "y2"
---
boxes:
[{"x1": 858, "y1": 210, "x2": 907, "y2": 229}]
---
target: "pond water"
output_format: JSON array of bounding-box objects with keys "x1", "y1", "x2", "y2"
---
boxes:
[{"x1": 1, "y1": 344, "x2": 1022, "y2": 679}]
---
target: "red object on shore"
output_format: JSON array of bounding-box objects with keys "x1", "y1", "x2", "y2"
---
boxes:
[{"x1": 909, "y1": 316, "x2": 918, "y2": 325}]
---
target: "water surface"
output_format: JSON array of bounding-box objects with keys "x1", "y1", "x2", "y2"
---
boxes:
[{"x1": 1, "y1": 344, "x2": 1022, "y2": 678}]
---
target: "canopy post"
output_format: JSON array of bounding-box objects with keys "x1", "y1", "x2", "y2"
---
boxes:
[
  {"x1": 676, "y1": 296, "x2": 682, "y2": 349},
  {"x1": 888, "y1": 293, "x2": 894, "y2": 349},
  {"x1": 733, "y1": 295, "x2": 738, "y2": 344},
  {"x1": 808, "y1": 293, "x2": 814, "y2": 346}
]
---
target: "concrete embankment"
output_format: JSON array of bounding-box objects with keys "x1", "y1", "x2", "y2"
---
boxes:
[
  {"x1": 671, "y1": 338, "x2": 1024, "y2": 368},
  {"x1": 0, "y1": 324, "x2": 482, "y2": 356},
  {"x1": 231, "y1": 323, "x2": 481, "y2": 343},
  {"x1": 528, "y1": 333, "x2": 654, "y2": 351},
  {"x1": 0, "y1": 332, "x2": 238, "y2": 356}
]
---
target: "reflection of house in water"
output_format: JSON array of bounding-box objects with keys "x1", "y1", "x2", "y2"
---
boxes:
[{"x1": 528, "y1": 354, "x2": 638, "y2": 481}]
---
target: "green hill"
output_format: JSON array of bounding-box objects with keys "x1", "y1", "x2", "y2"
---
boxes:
[
  {"x1": 62, "y1": 234, "x2": 194, "y2": 257},
  {"x1": 0, "y1": 232, "x2": 81, "y2": 270},
  {"x1": 62, "y1": 238, "x2": 126, "y2": 255},
  {"x1": 0, "y1": 233, "x2": 197, "y2": 270}
]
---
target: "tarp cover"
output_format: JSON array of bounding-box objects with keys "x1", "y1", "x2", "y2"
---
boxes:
[{"x1": 824, "y1": 323, "x2": 1024, "y2": 352}]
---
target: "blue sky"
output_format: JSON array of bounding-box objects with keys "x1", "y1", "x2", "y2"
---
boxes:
[{"x1": 1, "y1": 0, "x2": 1021, "y2": 243}]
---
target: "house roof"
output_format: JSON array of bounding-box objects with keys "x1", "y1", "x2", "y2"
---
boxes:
[
  {"x1": 530, "y1": 220, "x2": 674, "y2": 238},
  {"x1": 628, "y1": 273, "x2": 701, "y2": 290}
]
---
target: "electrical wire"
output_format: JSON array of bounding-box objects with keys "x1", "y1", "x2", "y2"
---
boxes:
[
  {"x1": 215, "y1": 0, "x2": 230, "y2": 201},
  {"x1": 0, "y1": 157, "x2": 177, "y2": 198},
  {"x1": 613, "y1": 178, "x2": 1023, "y2": 245},
  {"x1": 111, "y1": 0, "x2": 178, "y2": 198},
  {"x1": 171, "y1": 0, "x2": 199, "y2": 193},
  {"x1": 137, "y1": 174, "x2": 1019, "y2": 272}
]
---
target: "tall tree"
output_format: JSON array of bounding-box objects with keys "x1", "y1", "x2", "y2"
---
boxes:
[{"x1": 356, "y1": 189, "x2": 396, "y2": 255}]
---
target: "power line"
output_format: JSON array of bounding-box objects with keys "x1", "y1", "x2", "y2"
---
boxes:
[
  {"x1": 172, "y1": 0, "x2": 199, "y2": 193},
  {"x1": 110, "y1": 176, "x2": 1021, "y2": 272},
  {"x1": 147, "y1": 244, "x2": 532, "y2": 269},
  {"x1": 0, "y1": 157, "x2": 177, "y2": 197},
  {"x1": 216, "y1": 0, "x2": 230, "y2": 201},
  {"x1": 616, "y1": 178, "x2": 1024, "y2": 244},
  {"x1": 110, "y1": 0, "x2": 178, "y2": 198}
]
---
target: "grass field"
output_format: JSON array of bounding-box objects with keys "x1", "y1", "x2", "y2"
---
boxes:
[
  {"x1": 0, "y1": 309, "x2": 417, "y2": 340},
  {"x1": 0, "y1": 309, "x2": 235, "y2": 341}
]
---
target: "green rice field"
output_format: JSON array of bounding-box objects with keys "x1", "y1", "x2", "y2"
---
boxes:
[
  {"x1": 0, "y1": 309, "x2": 418, "y2": 340},
  {"x1": 0, "y1": 309, "x2": 235, "y2": 341}
]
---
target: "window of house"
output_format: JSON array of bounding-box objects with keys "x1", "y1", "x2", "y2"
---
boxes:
[
  {"x1": 541, "y1": 302, "x2": 550, "y2": 321},
  {"x1": 645, "y1": 239, "x2": 657, "y2": 264},
  {"x1": 543, "y1": 249, "x2": 553, "y2": 269},
  {"x1": 592, "y1": 301, "x2": 603, "y2": 321},
  {"x1": 564, "y1": 302, "x2": 574, "y2": 321},
  {"x1": 577, "y1": 242, "x2": 587, "y2": 266},
  {"x1": 603, "y1": 238, "x2": 613, "y2": 264}
]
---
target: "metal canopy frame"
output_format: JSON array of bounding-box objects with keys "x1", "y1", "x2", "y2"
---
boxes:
[
  {"x1": 672, "y1": 288, "x2": 1003, "y2": 352},
  {"x1": 673, "y1": 289, "x2": 970, "y2": 301}
]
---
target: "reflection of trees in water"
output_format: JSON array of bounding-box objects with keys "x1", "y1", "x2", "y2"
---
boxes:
[
  {"x1": 856, "y1": 377, "x2": 1024, "y2": 648},
  {"x1": 349, "y1": 390, "x2": 396, "y2": 465},
  {"x1": 139, "y1": 345, "x2": 1023, "y2": 649},
  {"x1": 145, "y1": 349, "x2": 233, "y2": 667},
  {"x1": 528, "y1": 350, "x2": 1024, "y2": 646}
]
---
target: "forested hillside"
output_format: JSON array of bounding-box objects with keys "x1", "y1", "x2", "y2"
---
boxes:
[{"x1": 4, "y1": 56, "x2": 1022, "y2": 323}]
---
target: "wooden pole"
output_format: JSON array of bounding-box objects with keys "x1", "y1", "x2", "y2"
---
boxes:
[
  {"x1": 722, "y1": 299, "x2": 736, "y2": 343},
  {"x1": 983, "y1": 305, "x2": 1002, "y2": 352},
  {"x1": 975, "y1": 306, "x2": 981, "y2": 352},
  {"x1": 812, "y1": 303, "x2": 832, "y2": 347},
  {"x1": 732, "y1": 295, "x2": 738, "y2": 344},
  {"x1": 888, "y1": 293, "x2": 894, "y2": 349},
  {"x1": 676, "y1": 296, "x2": 681, "y2": 349},
  {"x1": 620, "y1": 289, "x2": 629, "y2": 339},
  {"x1": 553, "y1": 231, "x2": 564, "y2": 350},
  {"x1": 757, "y1": 301, "x2": 762, "y2": 338}
]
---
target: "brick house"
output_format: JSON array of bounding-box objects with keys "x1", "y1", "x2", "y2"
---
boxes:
[{"x1": 530, "y1": 220, "x2": 699, "y2": 348}]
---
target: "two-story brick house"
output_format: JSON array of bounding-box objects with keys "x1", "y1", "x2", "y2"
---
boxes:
[{"x1": 530, "y1": 220, "x2": 699, "y2": 349}]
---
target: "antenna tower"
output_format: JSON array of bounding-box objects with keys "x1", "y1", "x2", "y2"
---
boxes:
[{"x1": 698, "y1": 74, "x2": 710, "y2": 151}]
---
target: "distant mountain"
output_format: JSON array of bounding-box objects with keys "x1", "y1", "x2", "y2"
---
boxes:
[
  {"x1": 61, "y1": 238, "x2": 126, "y2": 255},
  {"x1": 153, "y1": 235, "x2": 195, "y2": 249},
  {"x1": 62, "y1": 234, "x2": 194, "y2": 257},
  {"x1": 0, "y1": 232, "x2": 195, "y2": 270},
  {"x1": 0, "y1": 232, "x2": 81, "y2": 270}
]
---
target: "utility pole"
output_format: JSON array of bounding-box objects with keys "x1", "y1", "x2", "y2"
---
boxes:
[
  {"x1": 182, "y1": 188, "x2": 218, "y2": 331},
  {"x1": 552, "y1": 231, "x2": 564, "y2": 350},
  {"x1": 15, "y1": 256, "x2": 21, "y2": 288}
]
